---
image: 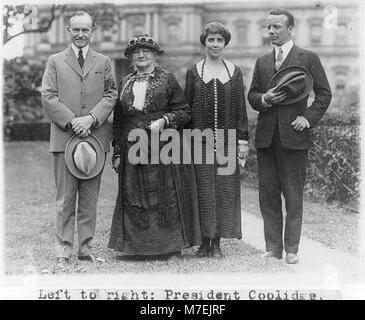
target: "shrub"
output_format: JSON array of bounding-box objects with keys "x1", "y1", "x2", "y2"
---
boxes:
[
  {"x1": 305, "y1": 110, "x2": 360, "y2": 205},
  {"x1": 240, "y1": 120, "x2": 258, "y2": 186},
  {"x1": 243, "y1": 106, "x2": 360, "y2": 206},
  {"x1": 3, "y1": 57, "x2": 47, "y2": 138}
]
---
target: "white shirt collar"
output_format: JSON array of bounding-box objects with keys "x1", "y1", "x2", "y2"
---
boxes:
[
  {"x1": 275, "y1": 39, "x2": 294, "y2": 60},
  {"x1": 71, "y1": 43, "x2": 89, "y2": 59}
]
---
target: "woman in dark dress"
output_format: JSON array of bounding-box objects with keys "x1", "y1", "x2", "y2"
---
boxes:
[
  {"x1": 109, "y1": 34, "x2": 201, "y2": 258},
  {"x1": 185, "y1": 22, "x2": 249, "y2": 258}
]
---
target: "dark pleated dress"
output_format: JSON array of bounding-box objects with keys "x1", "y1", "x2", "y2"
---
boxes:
[
  {"x1": 108, "y1": 67, "x2": 201, "y2": 255},
  {"x1": 185, "y1": 63, "x2": 249, "y2": 239}
]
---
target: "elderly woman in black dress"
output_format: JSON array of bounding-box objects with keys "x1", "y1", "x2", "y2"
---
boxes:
[
  {"x1": 185, "y1": 22, "x2": 249, "y2": 258},
  {"x1": 109, "y1": 34, "x2": 201, "y2": 259}
]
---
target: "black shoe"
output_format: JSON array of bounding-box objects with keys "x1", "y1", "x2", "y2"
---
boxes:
[
  {"x1": 195, "y1": 237, "x2": 211, "y2": 258},
  {"x1": 209, "y1": 245, "x2": 223, "y2": 258},
  {"x1": 209, "y1": 237, "x2": 223, "y2": 258},
  {"x1": 166, "y1": 251, "x2": 182, "y2": 262},
  {"x1": 286, "y1": 253, "x2": 299, "y2": 264},
  {"x1": 78, "y1": 254, "x2": 105, "y2": 263},
  {"x1": 195, "y1": 245, "x2": 209, "y2": 258},
  {"x1": 261, "y1": 251, "x2": 283, "y2": 259}
]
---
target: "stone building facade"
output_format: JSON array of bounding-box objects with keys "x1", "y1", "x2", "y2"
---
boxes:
[{"x1": 23, "y1": 1, "x2": 361, "y2": 116}]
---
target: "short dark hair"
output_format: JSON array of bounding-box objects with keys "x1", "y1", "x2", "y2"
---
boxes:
[
  {"x1": 268, "y1": 8, "x2": 295, "y2": 27},
  {"x1": 200, "y1": 22, "x2": 231, "y2": 46},
  {"x1": 68, "y1": 10, "x2": 95, "y2": 28}
]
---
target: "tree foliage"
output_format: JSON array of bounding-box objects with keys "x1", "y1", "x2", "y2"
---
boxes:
[
  {"x1": 3, "y1": 57, "x2": 46, "y2": 123},
  {"x1": 3, "y1": 4, "x2": 66, "y2": 45}
]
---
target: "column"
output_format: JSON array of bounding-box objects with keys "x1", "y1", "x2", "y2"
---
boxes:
[
  {"x1": 299, "y1": 18, "x2": 310, "y2": 47},
  {"x1": 145, "y1": 12, "x2": 151, "y2": 34},
  {"x1": 58, "y1": 16, "x2": 64, "y2": 44},
  {"x1": 35, "y1": 32, "x2": 41, "y2": 50},
  {"x1": 153, "y1": 12, "x2": 159, "y2": 40},
  {"x1": 30, "y1": 32, "x2": 35, "y2": 48},
  {"x1": 121, "y1": 18, "x2": 127, "y2": 42},
  {"x1": 181, "y1": 13, "x2": 188, "y2": 43},
  {"x1": 251, "y1": 20, "x2": 262, "y2": 48},
  {"x1": 95, "y1": 26, "x2": 102, "y2": 43},
  {"x1": 49, "y1": 19, "x2": 57, "y2": 44},
  {"x1": 188, "y1": 13, "x2": 195, "y2": 43}
]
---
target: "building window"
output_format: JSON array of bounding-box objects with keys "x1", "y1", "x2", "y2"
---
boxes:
[
  {"x1": 261, "y1": 25, "x2": 270, "y2": 45},
  {"x1": 234, "y1": 21, "x2": 248, "y2": 46},
  {"x1": 132, "y1": 24, "x2": 145, "y2": 36},
  {"x1": 333, "y1": 65, "x2": 349, "y2": 92},
  {"x1": 127, "y1": 14, "x2": 146, "y2": 38},
  {"x1": 335, "y1": 79, "x2": 346, "y2": 91},
  {"x1": 40, "y1": 32, "x2": 49, "y2": 44},
  {"x1": 162, "y1": 15, "x2": 182, "y2": 45},
  {"x1": 336, "y1": 22, "x2": 347, "y2": 44},
  {"x1": 167, "y1": 23, "x2": 179, "y2": 45},
  {"x1": 335, "y1": 74, "x2": 347, "y2": 92},
  {"x1": 310, "y1": 23, "x2": 322, "y2": 45}
]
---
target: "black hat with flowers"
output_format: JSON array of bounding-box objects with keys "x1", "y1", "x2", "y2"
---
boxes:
[{"x1": 124, "y1": 34, "x2": 164, "y2": 58}]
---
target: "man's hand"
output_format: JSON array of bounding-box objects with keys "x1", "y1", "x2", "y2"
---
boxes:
[
  {"x1": 71, "y1": 115, "x2": 94, "y2": 137},
  {"x1": 238, "y1": 144, "x2": 249, "y2": 159},
  {"x1": 291, "y1": 116, "x2": 309, "y2": 131},
  {"x1": 263, "y1": 87, "x2": 287, "y2": 105},
  {"x1": 149, "y1": 118, "x2": 166, "y2": 132}
]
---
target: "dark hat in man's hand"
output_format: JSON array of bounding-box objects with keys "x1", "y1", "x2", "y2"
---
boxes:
[
  {"x1": 269, "y1": 65, "x2": 313, "y2": 105},
  {"x1": 65, "y1": 134, "x2": 105, "y2": 180}
]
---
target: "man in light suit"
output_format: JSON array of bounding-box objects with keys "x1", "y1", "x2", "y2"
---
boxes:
[
  {"x1": 41, "y1": 10, "x2": 117, "y2": 267},
  {"x1": 248, "y1": 8, "x2": 331, "y2": 264}
]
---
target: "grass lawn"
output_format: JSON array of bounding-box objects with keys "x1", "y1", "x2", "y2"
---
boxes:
[
  {"x1": 3, "y1": 141, "x2": 291, "y2": 275},
  {"x1": 240, "y1": 183, "x2": 360, "y2": 255},
  {"x1": 3, "y1": 141, "x2": 359, "y2": 275}
]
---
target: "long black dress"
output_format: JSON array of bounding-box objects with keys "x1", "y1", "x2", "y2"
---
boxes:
[
  {"x1": 185, "y1": 62, "x2": 249, "y2": 239},
  {"x1": 109, "y1": 67, "x2": 201, "y2": 255}
]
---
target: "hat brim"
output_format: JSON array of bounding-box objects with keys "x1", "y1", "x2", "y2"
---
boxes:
[
  {"x1": 124, "y1": 43, "x2": 164, "y2": 58},
  {"x1": 65, "y1": 134, "x2": 105, "y2": 180},
  {"x1": 269, "y1": 65, "x2": 313, "y2": 105}
]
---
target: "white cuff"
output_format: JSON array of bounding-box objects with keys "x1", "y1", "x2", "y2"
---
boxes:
[
  {"x1": 261, "y1": 95, "x2": 272, "y2": 107},
  {"x1": 89, "y1": 112, "x2": 97, "y2": 126}
]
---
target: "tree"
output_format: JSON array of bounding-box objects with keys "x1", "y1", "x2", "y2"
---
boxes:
[
  {"x1": 3, "y1": 57, "x2": 46, "y2": 122},
  {"x1": 3, "y1": 4, "x2": 66, "y2": 45}
]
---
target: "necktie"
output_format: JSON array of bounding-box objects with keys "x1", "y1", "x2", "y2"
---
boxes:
[
  {"x1": 275, "y1": 47, "x2": 283, "y2": 71},
  {"x1": 78, "y1": 49, "x2": 84, "y2": 69}
]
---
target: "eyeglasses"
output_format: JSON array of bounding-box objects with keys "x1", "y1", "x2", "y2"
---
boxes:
[{"x1": 128, "y1": 36, "x2": 155, "y2": 45}]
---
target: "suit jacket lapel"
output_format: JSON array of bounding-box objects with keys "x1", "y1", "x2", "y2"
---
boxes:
[
  {"x1": 265, "y1": 49, "x2": 275, "y2": 79},
  {"x1": 64, "y1": 47, "x2": 83, "y2": 77},
  {"x1": 83, "y1": 49, "x2": 97, "y2": 78},
  {"x1": 279, "y1": 45, "x2": 303, "y2": 70}
]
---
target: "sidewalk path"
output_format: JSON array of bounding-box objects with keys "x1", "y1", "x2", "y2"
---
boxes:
[{"x1": 242, "y1": 210, "x2": 364, "y2": 290}]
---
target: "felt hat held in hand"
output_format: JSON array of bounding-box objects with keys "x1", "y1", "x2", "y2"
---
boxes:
[
  {"x1": 65, "y1": 134, "x2": 105, "y2": 179},
  {"x1": 269, "y1": 65, "x2": 313, "y2": 105}
]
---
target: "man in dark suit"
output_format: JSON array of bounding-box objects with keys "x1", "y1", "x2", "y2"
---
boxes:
[{"x1": 248, "y1": 8, "x2": 331, "y2": 264}]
